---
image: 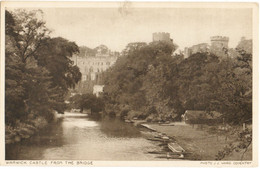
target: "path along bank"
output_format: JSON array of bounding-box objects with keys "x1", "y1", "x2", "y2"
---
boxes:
[{"x1": 131, "y1": 120, "x2": 252, "y2": 161}]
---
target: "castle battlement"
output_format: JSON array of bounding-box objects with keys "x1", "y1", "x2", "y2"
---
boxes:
[
  {"x1": 153, "y1": 32, "x2": 170, "y2": 36},
  {"x1": 210, "y1": 36, "x2": 229, "y2": 42},
  {"x1": 153, "y1": 32, "x2": 171, "y2": 42}
]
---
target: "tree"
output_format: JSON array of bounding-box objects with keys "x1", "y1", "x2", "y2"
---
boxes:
[
  {"x1": 5, "y1": 9, "x2": 82, "y2": 125},
  {"x1": 10, "y1": 9, "x2": 50, "y2": 63},
  {"x1": 103, "y1": 41, "x2": 177, "y2": 119},
  {"x1": 70, "y1": 94, "x2": 105, "y2": 118},
  {"x1": 211, "y1": 51, "x2": 252, "y2": 124},
  {"x1": 35, "y1": 37, "x2": 81, "y2": 113},
  {"x1": 5, "y1": 10, "x2": 27, "y2": 124}
]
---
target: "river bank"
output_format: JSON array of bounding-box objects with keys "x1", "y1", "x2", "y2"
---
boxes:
[
  {"x1": 133, "y1": 121, "x2": 252, "y2": 160},
  {"x1": 5, "y1": 112, "x2": 62, "y2": 145},
  {"x1": 5, "y1": 116, "x2": 48, "y2": 145}
]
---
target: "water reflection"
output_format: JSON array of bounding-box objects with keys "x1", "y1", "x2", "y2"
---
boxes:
[
  {"x1": 6, "y1": 112, "x2": 160, "y2": 160},
  {"x1": 6, "y1": 118, "x2": 65, "y2": 160},
  {"x1": 99, "y1": 117, "x2": 141, "y2": 138}
]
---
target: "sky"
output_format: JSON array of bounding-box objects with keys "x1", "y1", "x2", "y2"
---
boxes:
[{"x1": 39, "y1": 7, "x2": 252, "y2": 52}]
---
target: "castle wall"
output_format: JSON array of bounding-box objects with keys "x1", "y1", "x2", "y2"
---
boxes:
[
  {"x1": 184, "y1": 36, "x2": 230, "y2": 58},
  {"x1": 71, "y1": 53, "x2": 118, "y2": 94},
  {"x1": 210, "y1": 36, "x2": 229, "y2": 50},
  {"x1": 153, "y1": 32, "x2": 171, "y2": 42}
]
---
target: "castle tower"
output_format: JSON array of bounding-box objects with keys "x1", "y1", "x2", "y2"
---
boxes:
[
  {"x1": 153, "y1": 32, "x2": 172, "y2": 42},
  {"x1": 210, "y1": 36, "x2": 229, "y2": 50}
]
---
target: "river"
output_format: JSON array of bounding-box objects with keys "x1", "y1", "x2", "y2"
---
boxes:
[{"x1": 6, "y1": 112, "x2": 163, "y2": 160}]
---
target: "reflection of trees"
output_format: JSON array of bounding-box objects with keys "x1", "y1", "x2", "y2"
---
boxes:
[
  {"x1": 99, "y1": 117, "x2": 141, "y2": 138},
  {"x1": 6, "y1": 118, "x2": 65, "y2": 160},
  {"x1": 27, "y1": 118, "x2": 65, "y2": 147}
]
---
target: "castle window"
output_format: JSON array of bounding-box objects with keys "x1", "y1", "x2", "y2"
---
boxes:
[
  {"x1": 89, "y1": 67, "x2": 93, "y2": 72},
  {"x1": 83, "y1": 75, "x2": 87, "y2": 81}
]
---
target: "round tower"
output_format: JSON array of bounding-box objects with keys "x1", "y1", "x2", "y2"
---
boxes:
[{"x1": 210, "y1": 36, "x2": 229, "y2": 49}]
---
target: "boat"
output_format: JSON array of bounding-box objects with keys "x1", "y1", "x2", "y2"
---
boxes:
[
  {"x1": 162, "y1": 136, "x2": 170, "y2": 140},
  {"x1": 124, "y1": 119, "x2": 134, "y2": 123},
  {"x1": 159, "y1": 123, "x2": 175, "y2": 126},
  {"x1": 148, "y1": 151, "x2": 166, "y2": 154},
  {"x1": 156, "y1": 154, "x2": 185, "y2": 159},
  {"x1": 168, "y1": 142, "x2": 185, "y2": 153},
  {"x1": 147, "y1": 138, "x2": 165, "y2": 142},
  {"x1": 140, "y1": 124, "x2": 157, "y2": 131}
]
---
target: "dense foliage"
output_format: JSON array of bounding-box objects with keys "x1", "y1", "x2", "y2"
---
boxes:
[
  {"x1": 5, "y1": 9, "x2": 81, "y2": 125},
  {"x1": 69, "y1": 94, "x2": 105, "y2": 119},
  {"x1": 103, "y1": 40, "x2": 252, "y2": 125}
]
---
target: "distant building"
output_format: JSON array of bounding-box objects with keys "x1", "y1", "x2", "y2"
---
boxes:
[
  {"x1": 184, "y1": 47, "x2": 192, "y2": 59},
  {"x1": 210, "y1": 36, "x2": 229, "y2": 58},
  {"x1": 93, "y1": 85, "x2": 104, "y2": 97},
  {"x1": 236, "y1": 37, "x2": 252, "y2": 54},
  {"x1": 152, "y1": 32, "x2": 173, "y2": 43},
  {"x1": 210, "y1": 36, "x2": 229, "y2": 50},
  {"x1": 182, "y1": 110, "x2": 222, "y2": 124},
  {"x1": 71, "y1": 45, "x2": 118, "y2": 94},
  {"x1": 184, "y1": 43, "x2": 210, "y2": 58},
  {"x1": 184, "y1": 36, "x2": 229, "y2": 59},
  {"x1": 72, "y1": 45, "x2": 118, "y2": 82}
]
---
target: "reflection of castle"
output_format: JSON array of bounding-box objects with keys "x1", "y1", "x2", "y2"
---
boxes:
[
  {"x1": 71, "y1": 45, "x2": 118, "y2": 93},
  {"x1": 184, "y1": 36, "x2": 229, "y2": 58}
]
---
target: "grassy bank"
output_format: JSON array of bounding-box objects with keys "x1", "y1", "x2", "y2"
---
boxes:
[{"x1": 146, "y1": 123, "x2": 252, "y2": 160}]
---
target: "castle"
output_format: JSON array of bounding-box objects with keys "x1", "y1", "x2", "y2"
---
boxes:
[
  {"x1": 71, "y1": 45, "x2": 118, "y2": 94},
  {"x1": 184, "y1": 36, "x2": 229, "y2": 58},
  {"x1": 210, "y1": 36, "x2": 229, "y2": 50},
  {"x1": 152, "y1": 32, "x2": 173, "y2": 43}
]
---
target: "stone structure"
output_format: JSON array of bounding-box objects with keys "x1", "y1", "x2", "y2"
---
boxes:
[
  {"x1": 93, "y1": 85, "x2": 104, "y2": 97},
  {"x1": 184, "y1": 43, "x2": 210, "y2": 59},
  {"x1": 184, "y1": 36, "x2": 229, "y2": 58},
  {"x1": 71, "y1": 45, "x2": 118, "y2": 93},
  {"x1": 210, "y1": 36, "x2": 229, "y2": 50},
  {"x1": 210, "y1": 36, "x2": 229, "y2": 58},
  {"x1": 236, "y1": 37, "x2": 252, "y2": 54},
  {"x1": 73, "y1": 55, "x2": 117, "y2": 82},
  {"x1": 152, "y1": 32, "x2": 173, "y2": 43}
]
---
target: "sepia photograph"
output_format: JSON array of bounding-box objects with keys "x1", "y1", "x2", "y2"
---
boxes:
[{"x1": 0, "y1": 1, "x2": 258, "y2": 167}]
